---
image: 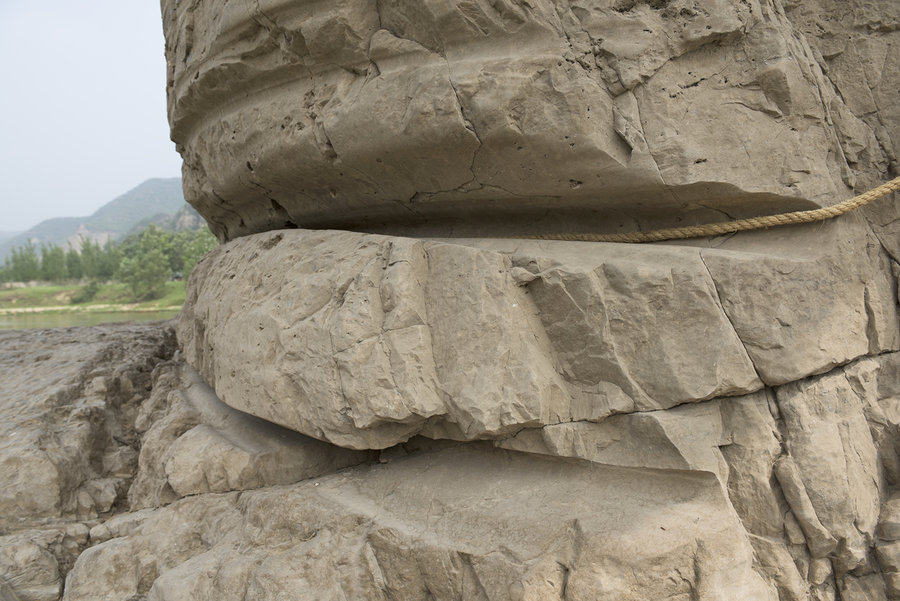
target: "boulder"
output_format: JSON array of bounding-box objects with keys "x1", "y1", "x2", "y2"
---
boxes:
[
  {"x1": 63, "y1": 445, "x2": 774, "y2": 601},
  {"x1": 128, "y1": 361, "x2": 372, "y2": 508},
  {"x1": 0, "y1": 324, "x2": 176, "y2": 523},
  {"x1": 160, "y1": 0, "x2": 877, "y2": 242},
  {"x1": 178, "y1": 218, "x2": 898, "y2": 449}
]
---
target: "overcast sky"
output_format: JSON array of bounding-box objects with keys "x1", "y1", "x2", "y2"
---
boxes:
[{"x1": 0, "y1": 2, "x2": 183, "y2": 232}]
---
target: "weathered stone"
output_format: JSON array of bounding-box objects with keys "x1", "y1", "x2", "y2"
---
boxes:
[
  {"x1": 179, "y1": 228, "x2": 770, "y2": 448},
  {"x1": 63, "y1": 445, "x2": 774, "y2": 601},
  {"x1": 698, "y1": 215, "x2": 900, "y2": 385},
  {"x1": 0, "y1": 525, "x2": 90, "y2": 601},
  {"x1": 497, "y1": 400, "x2": 729, "y2": 479},
  {"x1": 0, "y1": 324, "x2": 175, "y2": 523},
  {"x1": 160, "y1": 0, "x2": 885, "y2": 243},
  {"x1": 128, "y1": 361, "x2": 371, "y2": 508},
  {"x1": 499, "y1": 241, "x2": 762, "y2": 410},
  {"x1": 773, "y1": 456, "x2": 839, "y2": 559},
  {"x1": 785, "y1": 0, "x2": 900, "y2": 179},
  {"x1": 776, "y1": 364, "x2": 883, "y2": 573},
  {"x1": 5, "y1": 1, "x2": 900, "y2": 598},
  {"x1": 887, "y1": 572, "x2": 900, "y2": 601},
  {"x1": 88, "y1": 509, "x2": 157, "y2": 546},
  {"x1": 0, "y1": 534, "x2": 60, "y2": 601},
  {"x1": 178, "y1": 230, "x2": 567, "y2": 448},
  {"x1": 839, "y1": 574, "x2": 890, "y2": 601},
  {"x1": 881, "y1": 495, "x2": 900, "y2": 542},
  {"x1": 179, "y1": 219, "x2": 899, "y2": 450}
]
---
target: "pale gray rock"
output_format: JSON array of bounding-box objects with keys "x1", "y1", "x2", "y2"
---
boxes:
[
  {"x1": 776, "y1": 363, "x2": 884, "y2": 573},
  {"x1": 501, "y1": 241, "x2": 762, "y2": 411},
  {"x1": 0, "y1": 525, "x2": 89, "y2": 601},
  {"x1": 773, "y1": 456, "x2": 839, "y2": 560},
  {"x1": 160, "y1": 0, "x2": 886, "y2": 242},
  {"x1": 785, "y1": 0, "x2": 900, "y2": 181},
  {"x1": 179, "y1": 229, "x2": 772, "y2": 448},
  {"x1": 88, "y1": 509, "x2": 157, "y2": 546},
  {"x1": 881, "y1": 495, "x2": 900, "y2": 542},
  {"x1": 0, "y1": 324, "x2": 175, "y2": 522},
  {"x1": 0, "y1": 324, "x2": 175, "y2": 601},
  {"x1": 0, "y1": 534, "x2": 59, "y2": 601},
  {"x1": 879, "y1": 541, "x2": 900, "y2": 574},
  {"x1": 63, "y1": 445, "x2": 774, "y2": 601},
  {"x1": 128, "y1": 360, "x2": 371, "y2": 508},
  {"x1": 497, "y1": 400, "x2": 730, "y2": 479},
  {"x1": 6, "y1": 1, "x2": 899, "y2": 599},
  {"x1": 62, "y1": 494, "x2": 242, "y2": 601},
  {"x1": 179, "y1": 219, "x2": 899, "y2": 450},
  {"x1": 178, "y1": 230, "x2": 571, "y2": 448},
  {"x1": 494, "y1": 353, "x2": 900, "y2": 599},
  {"x1": 448, "y1": 216, "x2": 899, "y2": 389},
  {"x1": 698, "y1": 215, "x2": 900, "y2": 385},
  {"x1": 839, "y1": 574, "x2": 890, "y2": 601}
]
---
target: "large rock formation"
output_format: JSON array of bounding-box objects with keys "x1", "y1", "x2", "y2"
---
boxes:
[
  {"x1": 0, "y1": 324, "x2": 176, "y2": 601},
  {"x1": 161, "y1": 0, "x2": 899, "y2": 241},
  {"x1": 177, "y1": 216, "x2": 898, "y2": 449},
  {"x1": 3, "y1": 0, "x2": 900, "y2": 600}
]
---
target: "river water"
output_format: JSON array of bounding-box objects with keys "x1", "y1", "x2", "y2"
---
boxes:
[{"x1": 0, "y1": 310, "x2": 180, "y2": 330}]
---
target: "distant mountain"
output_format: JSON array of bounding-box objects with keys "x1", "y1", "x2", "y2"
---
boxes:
[
  {"x1": 0, "y1": 231, "x2": 23, "y2": 246},
  {"x1": 0, "y1": 178, "x2": 188, "y2": 259},
  {"x1": 127, "y1": 204, "x2": 206, "y2": 235}
]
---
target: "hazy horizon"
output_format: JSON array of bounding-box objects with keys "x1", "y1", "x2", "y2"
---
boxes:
[
  {"x1": 1, "y1": 176, "x2": 182, "y2": 235},
  {"x1": 0, "y1": 2, "x2": 184, "y2": 232}
]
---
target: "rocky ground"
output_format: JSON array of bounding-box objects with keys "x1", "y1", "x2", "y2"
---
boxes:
[
  {"x1": 1, "y1": 205, "x2": 899, "y2": 600},
  {"x1": 0, "y1": 323, "x2": 176, "y2": 600},
  {"x1": 0, "y1": 321, "x2": 374, "y2": 601},
  {"x1": 4, "y1": 0, "x2": 900, "y2": 598}
]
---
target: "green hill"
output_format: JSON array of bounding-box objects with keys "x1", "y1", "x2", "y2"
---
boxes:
[
  {"x1": 87, "y1": 178, "x2": 187, "y2": 233},
  {"x1": 0, "y1": 178, "x2": 187, "y2": 259}
]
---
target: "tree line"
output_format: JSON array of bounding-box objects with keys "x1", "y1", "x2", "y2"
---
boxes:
[{"x1": 0, "y1": 225, "x2": 218, "y2": 300}]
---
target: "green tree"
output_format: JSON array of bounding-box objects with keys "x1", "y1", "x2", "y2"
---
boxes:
[
  {"x1": 169, "y1": 231, "x2": 190, "y2": 275},
  {"x1": 96, "y1": 241, "x2": 121, "y2": 280},
  {"x1": 80, "y1": 238, "x2": 99, "y2": 278},
  {"x1": 182, "y1": 228, "x2": 218, "y2": 276},
  {"x1": 9, "y1": 243, "x2": 40, "y2": 282},
  {"x1": 116, "y1": 225, "x2": 172, "y2": 300},
  {"x1": 66, "y1": 248, "x2": 83, "y2": 280},
  {"x1": 39, "y1": 244, "x2": 68, "y2": 282}
]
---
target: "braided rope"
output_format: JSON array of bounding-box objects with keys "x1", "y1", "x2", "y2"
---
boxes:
[{"x1": 512, "y1": 176, "x2": 900, "y2": 244}]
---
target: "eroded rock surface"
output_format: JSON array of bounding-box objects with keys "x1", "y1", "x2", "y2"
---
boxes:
[
  {"x1": 5, "y1": 218, "x2": 900, "y2": 600},
  {"x1": 178, "y1": 217, "x2": 899, "y2": 449},
  {"x1": 161, "y1": 0, "x2": 893, "y2": 241},
  {"x1": 0, "y1": 323, "x2": 176, "y2": 601},
  {"x1": 0, "y1": 323, "x2": 373, "y2": 601},
  {"x1": 5, "y1": 0, "x2": 900, "y2": 599},
  {"x1": 129, "y1": 361, "x2": 372, "y2": 508},
  {"x1": 64, "y1": 446, "x2": 772, "y2": 601},
  {"x1": 0, "y1": 324, "x2": 176, "y2": 522}
]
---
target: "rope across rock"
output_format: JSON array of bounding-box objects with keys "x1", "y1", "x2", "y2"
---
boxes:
[{"x1": 515, "y1": 175, "x2": 900, "y2": 244}]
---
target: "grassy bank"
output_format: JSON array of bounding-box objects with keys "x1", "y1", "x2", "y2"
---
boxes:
[{"x1": 0, "y1": 281, "x2": 186, "y2": 314}]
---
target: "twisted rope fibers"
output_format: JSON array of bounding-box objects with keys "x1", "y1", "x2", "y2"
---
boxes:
[{"x1": 511, "y1": 176, "x2": 900, "y2": 244}]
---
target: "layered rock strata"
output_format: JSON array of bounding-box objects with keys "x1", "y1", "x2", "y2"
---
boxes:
[
  {"x1": 0, "y1": 324, "x2": 372, "y2": 601},
  {"x1": 5, "y1": 0, "x2": 900, "y2": 599},
  {"x1": 178, "y1": 216, "x2": 898, "y2": 449},
  {"x1": 1, "y1": 226, "x2": 894, "y2": 600},
  {"x1": 161, "y1": 0, "x2": 898, "y2": 241},
  {"x1": 0, "y1": 324, "x2": 176, "y2": 601}
]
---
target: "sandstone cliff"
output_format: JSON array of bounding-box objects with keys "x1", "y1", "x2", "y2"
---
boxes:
[{"x1": 2, "y1": 0, "x2": 900, "y2": 599}]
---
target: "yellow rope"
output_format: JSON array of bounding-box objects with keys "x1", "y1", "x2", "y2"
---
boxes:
[{"x1": 511, "y1": 176, "x2": 900, "y2": 244}]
